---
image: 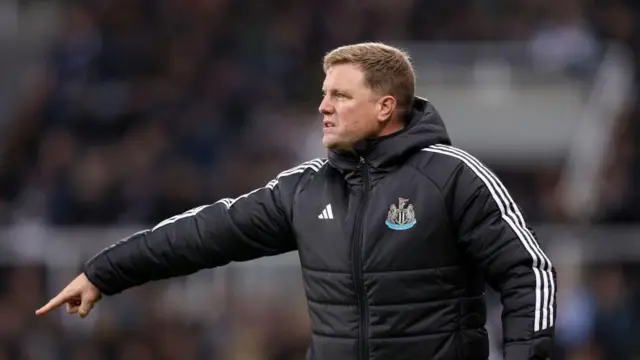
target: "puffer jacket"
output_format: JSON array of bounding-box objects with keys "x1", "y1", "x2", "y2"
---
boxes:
[{"x1": 84, "y1": 97, "x2": 556, "y2": 360}]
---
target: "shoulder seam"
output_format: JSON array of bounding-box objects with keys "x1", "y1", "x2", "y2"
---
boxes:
[
  {"x1": 288, "y1": 159, "x2": 327, "y2": 227},
  {"x1": 285, "y1": 158, "x2": 327, "y2": 194},
  {"x1": 418, "y1": 146, "x2": 465, "y2": 191},
  {"x1": 404, "y1": 159, "x2": 453, "y2": 231},
  {"x1": 266, "y1": 158, "x2": 327, "y2": 189},
  {"x1": 216, "y1": 158, "x2": 326, "y2": 210},
  {"x1": 410, "y1": 146, "x2": 465, "y2": 191}
]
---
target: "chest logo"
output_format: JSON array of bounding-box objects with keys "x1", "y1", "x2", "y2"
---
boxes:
[{"x1": 385, "y1": 198, "x2": 417, "y2": 230}]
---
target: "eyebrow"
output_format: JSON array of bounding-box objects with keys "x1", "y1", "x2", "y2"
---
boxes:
[{"x1": 323, "y1": 88, "x2": 347, "y2": 95}]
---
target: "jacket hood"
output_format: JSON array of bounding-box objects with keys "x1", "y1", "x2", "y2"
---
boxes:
[{"x1": 328, "y1": 97, "x2": 451, "y2": 171}]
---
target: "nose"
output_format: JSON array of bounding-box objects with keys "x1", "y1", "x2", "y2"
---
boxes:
[{"x1": 318, "y1": 95, "x2": 333, "y2": 116}]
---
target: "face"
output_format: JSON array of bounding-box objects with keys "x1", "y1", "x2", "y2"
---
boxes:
[{"x1": 319, "y1": 63, "x2": 395, "y2": 150}]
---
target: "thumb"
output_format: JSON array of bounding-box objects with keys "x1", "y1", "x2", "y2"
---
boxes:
[
  {"x1": 78, "y1": 292, "x2": 100, "y2": 318},
  {"x1": 77, "y1": 300, "x2": 92, "y2": 318}
]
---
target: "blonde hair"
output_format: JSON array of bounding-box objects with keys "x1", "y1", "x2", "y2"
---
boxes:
[{"x1": 323, "y1": 42, "x2": 416, "y2": 112}]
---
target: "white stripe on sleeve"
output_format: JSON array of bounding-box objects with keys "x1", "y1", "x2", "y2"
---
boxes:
[
  {"x1": 424, "y1": 144, "x2": 554, "y2": 331},
  {"x1": 151, "y1": 159, "x2": 327, "y2": 231}
]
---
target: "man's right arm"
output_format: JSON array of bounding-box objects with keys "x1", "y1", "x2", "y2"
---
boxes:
[{"x1": 83, "y1": 159, "x2": 326, "y2": 296}]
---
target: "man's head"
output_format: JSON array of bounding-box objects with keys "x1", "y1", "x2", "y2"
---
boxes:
[{"x1": 319, "y1": 42, "x2": 416, "y2": 150}]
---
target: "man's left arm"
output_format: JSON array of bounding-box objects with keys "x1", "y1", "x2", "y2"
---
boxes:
[{"x1": 448, "y1": 159, "x2": 556, "y2": 360}]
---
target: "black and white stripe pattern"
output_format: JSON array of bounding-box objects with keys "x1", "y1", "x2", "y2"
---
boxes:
[
  {"x1": 90, "y1": 159, "x2": 326, "y2": 263},
  {"x1": 151, "y1": 158, "x2": 327, "y2": 231},
  {"x1": 85, "y1": 229, "x2": 149, "y2": 265},
  {"x1": 423, "y1": 144, "x2": 555, "y2": 332}
]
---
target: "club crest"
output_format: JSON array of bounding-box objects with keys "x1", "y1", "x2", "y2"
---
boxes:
[{"x1": 385, "y1": 198, "x2": 417, "y2": 230}]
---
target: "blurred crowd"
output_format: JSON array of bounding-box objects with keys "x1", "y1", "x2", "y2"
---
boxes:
[
  {"x1": 0, "y1": 0, "x2": 639, "y2": 359},
  {"x1": 3, "y1": 0, "x2": 640, "y2": 227}
]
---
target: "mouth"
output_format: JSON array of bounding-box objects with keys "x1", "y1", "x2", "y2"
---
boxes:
[{"x1": 323, "y1": 121, "x2": 336, "y2": 128}]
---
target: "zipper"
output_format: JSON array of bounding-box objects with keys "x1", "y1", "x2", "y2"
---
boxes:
[{"x1": 352, "y1": 156, "x2": 370, "y2": 360}]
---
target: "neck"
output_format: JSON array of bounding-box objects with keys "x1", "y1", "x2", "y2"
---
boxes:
[{"x1": 377, "y1": 116, "x2": 405, "y2": 137}]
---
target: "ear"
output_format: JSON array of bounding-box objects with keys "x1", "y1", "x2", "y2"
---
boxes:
[{"x1": 377, "y1": 96, "x2": 396, "y2": 122}]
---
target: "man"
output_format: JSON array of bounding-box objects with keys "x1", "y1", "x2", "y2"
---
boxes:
[{"x1": 37, "y1": 42, "x2": 556, "y2": 360}]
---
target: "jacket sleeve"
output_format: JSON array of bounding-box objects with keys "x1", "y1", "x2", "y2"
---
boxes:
[
  {"x1": 447, "y1": 155, "x2": 556, "y2": 360},
  {"x1": 83, "y1": 159, "x2": 325, "y2": 296}
]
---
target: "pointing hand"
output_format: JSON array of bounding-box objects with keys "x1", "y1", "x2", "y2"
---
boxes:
[{"x1": 35, "y1": 273, "x2": 102, "y2": 318}]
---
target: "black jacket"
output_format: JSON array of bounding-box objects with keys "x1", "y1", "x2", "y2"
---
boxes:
[{"x1": 84, "y1": 97, "x2": 556, "y2": 360}]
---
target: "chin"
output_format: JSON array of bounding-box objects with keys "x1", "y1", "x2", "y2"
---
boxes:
[
  {"x1": 322, "y1": 135, "x2": 334, "y2": 149},
  {"x1": 322, "y1": 141, "x2": 338, "y2": 150},
  {"x1": 323, "y1": 132, "x2": 355, "y2": 150},
  {"x1": 322, "y1": 135, "x2": 341, "y2": 149},
  {"x1": 323, "y1": 139, "x2": 349, "y2": 151}
]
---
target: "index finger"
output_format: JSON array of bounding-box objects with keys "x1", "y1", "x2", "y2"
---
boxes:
[{"x1": 35, "y1": 292, "x2": 69, "y2": 316}]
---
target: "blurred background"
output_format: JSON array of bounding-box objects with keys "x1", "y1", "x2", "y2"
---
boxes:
[{"x1": 0, "y1": 0, "x2": 639, "y2": 359}]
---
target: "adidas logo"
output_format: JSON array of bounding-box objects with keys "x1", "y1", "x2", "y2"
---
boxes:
[{"x1": 318, "y1": 204, "x2": 334, "y2": 219}]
